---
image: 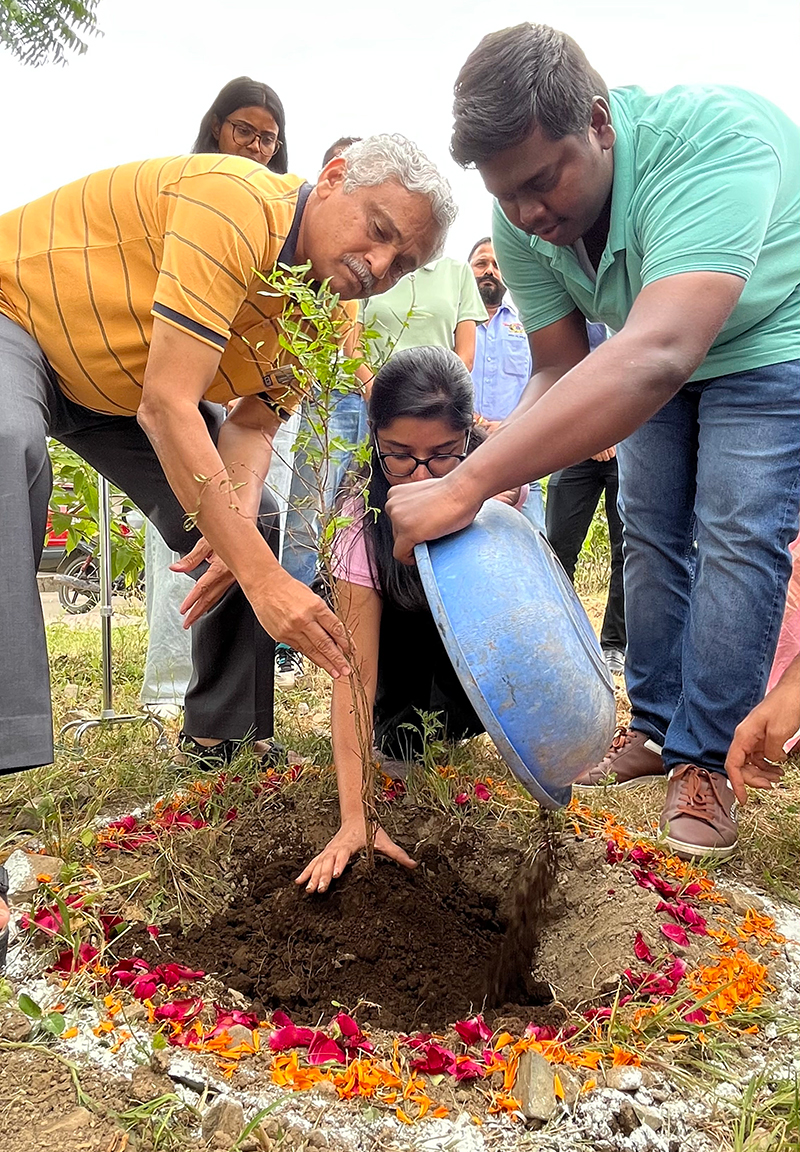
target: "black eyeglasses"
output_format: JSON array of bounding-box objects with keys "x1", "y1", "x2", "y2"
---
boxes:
[
  {"x1": 226, "y1": 119, "x2": 281, "y2": 155},
  {"x1": 377, "y1": 438, "x2": 468, "y2": 478}
]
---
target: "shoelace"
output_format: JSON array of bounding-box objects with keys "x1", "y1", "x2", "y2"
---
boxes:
[
  {"x1": 604, "y1": 726, "x2": 634, "y2": 760},
  {"x1": 276, "y1": 647, "x2": 297, "y2": 672},
  {"x1": 673, "y1": 768, "x2": 716, "y2": 818}
]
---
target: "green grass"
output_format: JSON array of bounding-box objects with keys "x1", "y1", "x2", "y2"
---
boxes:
[{"x1": 730, "y1": 1071, "x2": 800, "y2": 1151}]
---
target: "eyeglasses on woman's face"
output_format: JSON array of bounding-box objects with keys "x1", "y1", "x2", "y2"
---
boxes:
[
  {"x1": 377, "y1": 437, "x2": 468, "y2": 479},
  {"x1": 225, "y1": 119, "x2": 281, "y2": 156}
]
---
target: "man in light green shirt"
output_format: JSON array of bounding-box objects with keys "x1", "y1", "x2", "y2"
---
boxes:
[
  {"x1": 364, "y1": 256, "x2": 487, "y2": 370},
  {"x1": 387, "y1": 23, "x2": 800, "y2": 862}
]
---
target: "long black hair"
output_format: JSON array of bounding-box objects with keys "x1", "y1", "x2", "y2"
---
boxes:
[
  {"x1": 353, "y1": 346, "x2": 481, "y2": 612},
  {"x1": 192, "y1": 76, "x2": 289, "y2": 174}
]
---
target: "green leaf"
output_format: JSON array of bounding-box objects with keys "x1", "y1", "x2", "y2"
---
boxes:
[
  {"x1": 232, "y1": 1103, "x2": 280, "y2": 1148},
  {"x1": 17, "y1": 993, "x2": 42, "y2": 1019},
  {"x1": 151, "y1": 1031, "x2": 168, "y2": 1050},
  {"x1": 79, "y1": 828, "x2": 96, "y2": 848},
  {"x1": 0, "y1": 978, "x2": 14, "y2": 1004},
  {"x1": 41, "y1": 1012, "x2": 66, "y2": 1036}
]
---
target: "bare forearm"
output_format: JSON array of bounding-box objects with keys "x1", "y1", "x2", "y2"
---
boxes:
[
  {"x1": 454, "y1": 321, "x2": 476, "y2": 372},
  {"x1": 138, "y1": 399, "x2": 280, "y2": 587},
  {"x1": 331, "y1": 676, "x2": 376, "y2": 822},
  {"x1": 215, "y1": 414, "x2": 274, "y2": 521},
  {"x1": 502, "y1": 366, "x2": 568, "y2": 423}
]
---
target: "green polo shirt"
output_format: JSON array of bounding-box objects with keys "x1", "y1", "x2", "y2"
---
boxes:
[
  {"x1": 363, "y1": 256, "x2": 487, "y2": 367},
  {"x1": 493, "y1": 84, "x2": 800, "y2": 381}
]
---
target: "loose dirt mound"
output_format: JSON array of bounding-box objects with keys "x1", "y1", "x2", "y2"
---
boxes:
[{"x1": 155, "y1": 799, "x2": 557, "y2": 1030}]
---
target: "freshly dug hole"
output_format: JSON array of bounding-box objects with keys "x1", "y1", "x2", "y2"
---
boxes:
[{"x1": 157, "y1": 800, "x2": 558, "y2": 1030}]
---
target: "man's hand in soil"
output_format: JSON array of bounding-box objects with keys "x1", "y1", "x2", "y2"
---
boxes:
[
  {"x1": 296, "y1": 820, "x2": 417, "y2": 893},
  {"x1": 725, "y1": 655, "x2": 800, "y2": 803}
]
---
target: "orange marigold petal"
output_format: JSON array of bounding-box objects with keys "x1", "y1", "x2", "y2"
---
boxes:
[{"x1": 493, "y1": 1031, "x2": 515, "y2": 1051}]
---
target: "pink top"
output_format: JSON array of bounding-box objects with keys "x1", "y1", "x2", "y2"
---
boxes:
[
  {"x1": 331, "y1": 488, "x2": 530, "y2": 594},
  {"x1": 331, "y1": 497, "x2": 377, "y2": 590}
]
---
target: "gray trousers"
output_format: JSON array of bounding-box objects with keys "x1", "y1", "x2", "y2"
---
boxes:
[{"x1": 0, "y1": 315, "x2": 278, "y2": 773}]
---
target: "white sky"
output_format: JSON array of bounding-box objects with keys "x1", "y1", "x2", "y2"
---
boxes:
[{"x1": 1, "y1": 0, "x2": 798, "y2": 259}]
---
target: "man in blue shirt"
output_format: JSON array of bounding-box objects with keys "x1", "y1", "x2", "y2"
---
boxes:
[
  {"x1": 469, "y1": 237, "x2": 532, "y2": 425},
  {"x1": 469, "y1": 237, "x2": 544, "y2": 531}
]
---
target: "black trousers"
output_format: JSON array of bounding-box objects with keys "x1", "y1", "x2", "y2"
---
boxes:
[
  {"x1": 545, "y1": 457, "x2": 626, "y2": 651},
  {"x1": 0, "y1": 315, "x2": 278, "y2": 771},
  {"x1": 373, "y1": 602, "x2": 484, "y2": 760},
  {"x1": 55, "y1": 400, "x2": 280, "y2": 744}
]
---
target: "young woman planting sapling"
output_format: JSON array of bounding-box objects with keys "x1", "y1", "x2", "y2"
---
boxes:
[{"x1": 297, "y1": 346, "x2": 526, "y2": 893}]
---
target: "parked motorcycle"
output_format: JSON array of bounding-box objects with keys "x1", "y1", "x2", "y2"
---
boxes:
[{"x1": 55, "y1": 537, "x2": 144, "y2": 614}]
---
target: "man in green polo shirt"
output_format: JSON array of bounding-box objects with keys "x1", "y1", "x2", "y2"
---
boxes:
[
  {"x1": 363, "y1": 255, "x2": 487, "y2": 370},
  {"x1": 386, "y1": 22, "x2": 800, "y2": 860}
]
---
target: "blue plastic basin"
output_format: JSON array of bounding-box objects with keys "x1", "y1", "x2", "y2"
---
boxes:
[{"x1": 414, "y1": 499, "x2": 616, "y2": 808}]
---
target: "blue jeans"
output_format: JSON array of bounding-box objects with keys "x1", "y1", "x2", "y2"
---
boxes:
[
  {"x1": 282, "y1": 392, "x2": 368, "y2": 586},
  {"x1": 616, "y1": 360, "x2": 800, "y2": 774}
]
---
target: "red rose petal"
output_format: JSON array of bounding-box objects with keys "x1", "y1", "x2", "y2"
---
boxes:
[
  {"x1": 633, "y1": 932, "x2": 655, "y2": 964},
  {"x1": 656, "y1": 900, "x2": 708, "y2": 936},
  {"x1": 683, "y1": 1007, "x2": 708, "y2": 1025},
  {"x1": 268, "y1": 1024, "x2": 316, "y2": 1051},
  {"x1": 454, "y1": 1057, "x2": 484, "y2": 1080},
  {"x1": 454, "y1": 1015, "x2": 493, "y2": 1046},
  {"x1": 307, "y1": 1032, "x2": 346, "y2": 1065},
  {"x1": 410, "y1": 1041, "x2": 456, "y2": 1076},
  {"x1": 154, "y1": 997, "x2": 204, "y2": 1023},
  {"x1": 660, "y1": 922, "x2": 690, "y2": 948}
]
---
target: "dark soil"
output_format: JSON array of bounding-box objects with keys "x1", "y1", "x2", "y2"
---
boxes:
[{"x1": 151, "y1": 796, "x2": 559, "y2": 1030}]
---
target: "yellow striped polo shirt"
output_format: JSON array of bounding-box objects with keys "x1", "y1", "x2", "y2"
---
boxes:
[{"x1": 0, "y1": 155, "x2": 350, "y2": 417}]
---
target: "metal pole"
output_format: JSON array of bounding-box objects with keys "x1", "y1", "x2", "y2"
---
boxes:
[
  {"x1": 98, "y1": 473, "x2": 114, "y2": 718},
  {"x1": 58, "y1": 471, "x2": 167, "y2": 754}
]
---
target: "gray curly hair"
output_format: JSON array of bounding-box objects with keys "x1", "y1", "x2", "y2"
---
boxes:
[{"x1": 339, "y1": 133, "x2": 457, "y2": 257}]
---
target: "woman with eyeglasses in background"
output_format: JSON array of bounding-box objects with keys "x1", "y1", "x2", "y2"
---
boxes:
[
  {"x1": 296, "y1": 346, "x2": 528, "y2": 892},
  {"x1": 193, "y1": 75, "x2": 288, "y2": 172},
  {"x1": 140, "y1": 76, "x2": 289, "y2": 737}
]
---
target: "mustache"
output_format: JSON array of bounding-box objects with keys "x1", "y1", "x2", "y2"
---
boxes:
[
  {"x1": 343, "y1": 254, "x2": 376, "y2": 296},
  {"x1": 479, "y1": 274, "x2": 503, "y2": 289}
]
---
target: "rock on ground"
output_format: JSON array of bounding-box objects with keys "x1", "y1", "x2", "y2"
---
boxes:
[
  {"x1": 0, "y1": 1008, "x2": 32, "y2": 1041},
  {"x1": 4, "y1": 850, "x2": 64, "y2": 902},
  {"x1": 605, "y1": 1065, "x2": 643, "y2": 1092},
  {"x1": 515, "y1": 1049, "x2": 556, "y2": 1121},
  {"x1": 201, "y1": 1096, "x2": 245, "y2": 1142}
]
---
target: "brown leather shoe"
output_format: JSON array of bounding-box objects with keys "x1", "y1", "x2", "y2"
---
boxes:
[
  {"x1": 573, "y1": 726, "x2": 666, "y2": 789},
  {"x1": 659, "y1": 764, "x2": 738, "y2": 861}
]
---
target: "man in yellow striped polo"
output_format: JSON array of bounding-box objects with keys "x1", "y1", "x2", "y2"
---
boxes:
[{"x1": 0, "y1": 135, "x2": 455, "y2": 774}]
